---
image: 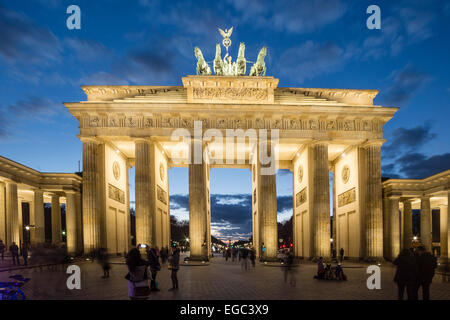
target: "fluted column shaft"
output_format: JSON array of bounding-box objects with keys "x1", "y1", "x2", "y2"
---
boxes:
[
  {"x1": 33, "y1": 190, "x2": 45, "y2": 245},
  {"x1": 75, "y1": 193, "x2": 83, "y2": 254},
  {"x1": 403, "y1": 200, "x2": 413, "y2": 249},
  {"x1": 389, "y1": 197, "x2": 400, "y2": 260},
  {"x1": 189, "y1": 139, "x2": 209, "y2": 260},
  {"x1": 135, "y1": 139, "x2": 153, "y2": 247},
  {"x1": 65, "y1": 192, "x2": 77, "y2": 254},
  {"x1": 365, "y1": 144, "x2": 383, "y2": 260},
  {"x1": 440, "y1": 203, "x2": 448, "y2": 262},
  {"x1": 311, "y1": 143, "x2": 330, "y2": 258},
  {"x1": 5, "y1": 181, "x2": 19, "y2": 247},
  {"x1": 420, "y1": 197, "x2": 432, "y2": 251},
  {"x1": 51, "y1": 195, "x2": 61, "y2": 245},
  {"x1": 82, "y1": 140, "x2": 102, "y2": 253},
  {"x1": 0, "y1": 182, "x2": 6, "y2": 243}
]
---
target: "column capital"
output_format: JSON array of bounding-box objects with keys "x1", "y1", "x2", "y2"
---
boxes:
[
  {"x1": 133, "y1": 137, "x2": 152, "y2": 144},
  {"x1": 360, "y1": 139, "x2": 385, "y2": 148},
  {"x1": 308, "y1": 139, "x2": 330, "y2": 147},
  {"x1": 79, "y1": 136, "x2": 101, "y2": 144}
]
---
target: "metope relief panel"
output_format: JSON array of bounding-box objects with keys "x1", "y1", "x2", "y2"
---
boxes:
[
  {"x1": 295, "y1": 187, "x2": 307, "y2": 207},
  {"x1": 338, "y1": 187, "x2": 356, "y2": 207},
  {"x1": 108, "y1": 184, "x2": 125, "y2": 204},
  {"x1": 157, "y1": 185, "x2": 167, "y2": 205}
]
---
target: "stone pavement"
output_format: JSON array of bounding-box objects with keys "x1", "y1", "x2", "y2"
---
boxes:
[{"x1": 0, "y1": 255, "x2": 448, "y2": 300}]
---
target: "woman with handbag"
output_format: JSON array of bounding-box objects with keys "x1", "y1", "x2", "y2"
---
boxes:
[
  {"x1": 168, "y1": 245, "x2": 180, "y2": 291},
  {"x1": 125, "y1": 247, "x2": 151, "y2": 299}
]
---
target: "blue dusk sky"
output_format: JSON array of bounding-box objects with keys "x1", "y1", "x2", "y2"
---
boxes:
[{"x1": 0, "y1": 0, "x2": 449, "y2": 240}]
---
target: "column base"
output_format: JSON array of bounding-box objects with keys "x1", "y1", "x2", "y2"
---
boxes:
[{"x1": 187, "y1": 255, "x2": 209, "y2": 262}]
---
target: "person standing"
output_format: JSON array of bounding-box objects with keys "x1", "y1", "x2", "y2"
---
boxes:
[
  {"x1": 249, "y1": 247, "x2": 256, "y2": 269},
  {"x1": 125, "y1": 248, "x2": 150, "y2": 300},
  {"x1": 168, "y1": 245, "x2": 180, "y2": 291},
  {"x1": 415, "y1": 246, "x2": 437, "y2": 300},
  {"x1": 21, "y1": 242, "x2": 29, "y2": 266},
  {"x1": 147, "y1": 246, "x2": 161, "y2": 291},
  {"x1": 393, "y1": 249, "x2": 418, "y2": 300},
  {"x1": 0, "y1": 240, "x2": 5, "y2": 261},
  {"x1": 339, "y1": 248, "x2": 345, "y2": 263},
  {"x1": 9, "y1": 242, "x2": 20, "y2": 265}
]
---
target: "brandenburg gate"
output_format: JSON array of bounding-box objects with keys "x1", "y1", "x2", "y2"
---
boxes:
[{"x1": 65, "y1": 64, "x2": 398, "y2": 261}]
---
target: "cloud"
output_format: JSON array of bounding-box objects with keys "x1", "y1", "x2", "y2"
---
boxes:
[
  {"x1": 379, "y1": 64, "x2": 429, "y2": 106},
  {"x1": 169, "y1": 193, "x2": 293, "y2": 241},
  {"x1": 227, "y1": 0, "x2": 347, "y2": 34},
  {"x1": 0, "y1": 5, "x2": 61, "y2": 65},
  {"x1": 64, "y1": 38, "x2": 112, "y2": 62},
  {"x1": 395, "y1": 152, "x2": 450, "y2": 179},
  {"x1": 79, "y1": 72, "x2": 129, "y2": 86},
  {"x1": 276, "y1": 41, "x2": 355, "y2": 83},
  {"x1": 0, "y1": 97, "x2": 62, "y2": 139},
  {"x1": 382, "y1": 124, "x2": 436, "y2": 159}
]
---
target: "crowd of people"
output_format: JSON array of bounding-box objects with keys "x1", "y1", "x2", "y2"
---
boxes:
[
  {"x1": 393, "y1": 246, "x2": 438, "y2": 300},
  {"x1": 0, "y1": 237, "x2": 445, "y2": 300},
  {"x1": 223, "y1": 246, "x2": 257, "y2": 270},
  {"x1": 125, "y1": 245, "x2": 180, "y2": 299}
]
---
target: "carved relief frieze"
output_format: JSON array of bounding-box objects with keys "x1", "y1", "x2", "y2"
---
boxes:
[
  {"x1": 82, "y1": 113, "x2": 382, "y2": 134},
  {"x1": 108, "y1": 183, "x2": 125, "y2": 204},
  {"x1": 157, "y1": 185, "x2": 167, "y2": 205},
  {"x1": 295, "y1": 187, "x2": 307, "y2": 207},
  {"x1": 338, "y1": 187, "x2": 356, "y2": 207}
]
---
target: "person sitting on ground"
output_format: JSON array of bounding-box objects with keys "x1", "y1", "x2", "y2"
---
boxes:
[{"x1": 314, "y1": 257, "x2": 326, "y2": 280}]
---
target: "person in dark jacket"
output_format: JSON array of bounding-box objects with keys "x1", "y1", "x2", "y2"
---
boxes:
[
  {"x1": 393, "y1": 249, "x2": 418, "y2": 300},
  {"x1": 168, "y1": 246, "x2": 180, "y2": 291},
  {"x1": 9, "y1": 242, "x2": 20, "y2": 265},
  {"x1": 146, "y1": 246, "x2": 161, "y2": 291},
  {"x1": 415, "y1": 246, "x2": 437, "y2": 300},
  {"x1": 339, "y1": 248, "x2": 345, "y2": 263},
  {"x1": 0, "y1": 240, "x2": 5, "y2": 261},
  {"x1": 21, "y1": 242, "x2": 29, "y2": 266}
]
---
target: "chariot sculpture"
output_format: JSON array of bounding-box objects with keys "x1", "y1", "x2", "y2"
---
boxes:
[{"x1": 194, "y1": 26, "x2": 267, "y2": 76}]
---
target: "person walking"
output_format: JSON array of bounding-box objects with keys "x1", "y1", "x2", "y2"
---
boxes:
[
  {"x1": 0, "y1": 240, "x2": 5, "y2": 261},
  {"x1": 249, "y1": 247, "x2": 256, "y2": 269},
  {"x1": 147, "y1": 246, "x2": 161, "y2": 291},
  {"x1": 241, "y1": 247, "x2": 249, "y2": 270},
  {"x1": 283, "y1": 250, "x2": 296, "y2": 286},
  {"x1": 9, "y1": 242, "x2": 20, "y2": 265},
  {"x1": 125, "y1": 247, "x2": 150, "y2": 300},
  {"x1": 415, "y1": 246, "x2": 437, "y2": 300},
  {"x1": 98, "y1": 248, "x2": 111, "y2": 278},
  {"x1": 339, "y1": 248, "x2": 345, "y2": 263},
  {"x1": 168, "y1": 245, "x2": 180, "y2": 291},
  {"x1": 21, "y1": 242, "x2": 29, "y2": 266},
  {"x1": 393, "y1": 249, "x2": 418, "y2": 300}
]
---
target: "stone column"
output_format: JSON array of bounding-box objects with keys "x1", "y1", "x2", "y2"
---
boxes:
[
  {"x1": 65, "y1": 192, "x2": 77, "y2": 254},
  {"x1": 364, "y1": 143, "x2": 383, "y2": 261},
  {"x1": 257, "y1": 136, "x2": 278, "y2": 261},
  {"x1": 135, "y1": 139, "x2": 153, "y2": 247},
  {"x1": 310, "y1": 143, "x2": 330, "y2": 258},
  {"x1": 51, "y1": 194, "x2": 61, "y2": 245},
  {"x1": 420, "y1": 197, "x2": 432, "y2": 251},
  {"x1": 0, "y1": 182, "x2": 6, "y2": 244},
  {"x1": 33, "y1": 190, "x2": 45, "y2": 245},
  {"x1": 389, "y1": 197, "x2": 400, "y2": 260},
  {"x1": 75, "y1": 192, "x2": 83, "y2": 254},
  {"x1": 403, "y1": 200, "x2": 413, "y2": 249},
  {"x1": 5, "y1": 181, "x2": 19, "y2": 247},
  {"x1": 439, "y1": 203, "x2": 448, "y2": 263},
  {"x1": 82, "y1": 138, "x2": 102, "y2": 253},
  {"x1": 189, "y1": 139, "x2": 209, "y2": 260}
]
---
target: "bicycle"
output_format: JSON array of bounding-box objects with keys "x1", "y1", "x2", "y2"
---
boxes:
[{"x1": 0, "y1": 274, "x2": 30, "y2": 300}]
